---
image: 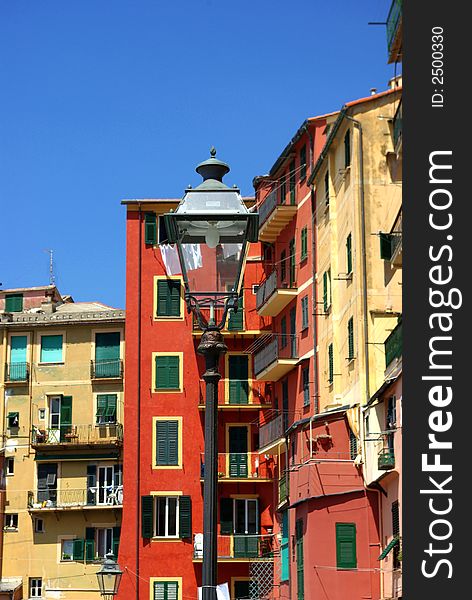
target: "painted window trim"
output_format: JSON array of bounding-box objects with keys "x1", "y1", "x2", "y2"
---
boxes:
[
  {"x1": 152, "y1": 416, "x2": 183, "y2": 470},
  {"x1": 38, "y1": 331, "x2": 65, "y2": 365},
  {"x1": 94, "y1": 392, "x2": 120, "y2": 425},
  {"x1": 224, "y1": 352, "x2": 253, "y2": 405},
  {"x1": 91, "y1": 328, "x2": 124, "y2": 361},
  {"x1": 151, "y1": 495, "x2": 181, "y2": 539},
  {"x1": 149, "y1": 577, "x2": 182, "y2": 600},
  {"x1": 153, "y1": 275, "x2": 185, "y2": 321},
  {"x1": 152, "y1": 352, "x2": 183, "y2": 393}
]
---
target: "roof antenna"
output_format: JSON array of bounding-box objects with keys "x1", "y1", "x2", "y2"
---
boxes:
[{"x1": 45, "y1": 249, "x2": 56, "y2": 286}]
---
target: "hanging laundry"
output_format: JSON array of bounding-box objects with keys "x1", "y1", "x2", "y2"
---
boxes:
[
  {"x1": 160, "y1": 244, "x2": 181, "y2": 276},
  {"x1": 182, "y1": 244, "x2": 203, "y2": 271}
]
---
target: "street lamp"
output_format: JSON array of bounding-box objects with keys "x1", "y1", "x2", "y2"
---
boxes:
[
  {"x1": 96, "y1": 553, "x2": 123, "y2": 600},
  {"x1": 164, "y1": 148, "x2": 258, "y2": 600}
]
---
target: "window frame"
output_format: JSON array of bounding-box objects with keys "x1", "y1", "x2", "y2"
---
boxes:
[
  {"x1": 300, "y1": 227, "x2": 308, "y2": 261},
  {"x1": 29, "y1": 578, "x2": 42, "y2": 599},
  {"x1": 335, "y1": 522, "x2": 357, "y2": 570},
  {"x1": 6, "y1": 457, "x2": 14, "y2": 476},
  {"x1": 34, "y1": 518, "x2": 45, "y2": 534},
  {"x1": 154, "y1": 276, "x2": 184, "y2": 321},
  {"x1": 153, "y1": 416, "x2": 183, "y2": 469},
  {"x1": 154, "y1": 495, "x2": 180, "y2": 538},
  {"x1": 39, "y1": 332, "x2": 64, "y2": 365},
  {"x1": 299, "y1": 145, "x2": 307, "y2": 181},
  {"x1": 61, "y1": 538, "x2": 75, "y2": 562},
  {"x1": 328, "y1": 343, "x2": 334, "y2": 384},
  {"x1": 4, "y1": 513, "x2": 18, "y2": 530},
  {"x1": 301, "y1": 296, "x2": 309, "y2": 331},
  {"x1": 96, "y1": 527, "x2": 114, "y2": 559},
  {"x1": 95, "y1": 393, "x2": 118, "y2": 425},
  {"x1": 347, "y1": 317, "x2": 355, "y2": 361},
  {"x1": 5, "y1": 293, "x2": 23, "y2": 313},
  {"x1": 150, "y1": 578, "x2": 182, "y2": 600},
  {"x1": 302, "y1": 367, "x2": 310, "y2": 408},
  {"x1": 346, "y1": 233, "x2": 353, "y2": 275},
  {"x1": 152, "y1": 353, "x2": 183, "y2": 393}
]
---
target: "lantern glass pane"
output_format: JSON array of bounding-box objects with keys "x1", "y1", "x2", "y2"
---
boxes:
[{"x1": 182, "y1": 243, "x2": 244, "y2": 294}]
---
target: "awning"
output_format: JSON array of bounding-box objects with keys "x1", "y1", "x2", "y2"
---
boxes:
[{"x1": 378, "y1": 536, "x2": 400, "y2": 560}]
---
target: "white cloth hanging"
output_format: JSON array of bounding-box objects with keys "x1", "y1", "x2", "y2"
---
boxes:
[
  {"x1": 197, "y1": 582, "x2": 230, "y2": 600},
  {"x1": 160, "y1": 244, "x2": 181, "y2": 276}
]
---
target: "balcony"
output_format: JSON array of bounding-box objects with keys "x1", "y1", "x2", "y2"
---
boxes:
[
  {"x1": 90, "y1": 359, "x2": 123, "y2": 380},
  {"x1": 278, "y1": 474, "x2": 288, "y2": 506},
  {"x1": 256, "y1": 270, "x2": 297, "y2": 317},
  {"x1": 27, "y1": 485, "x2": 123, "y2": 511},
  {"x1": 193, "y1": 534, "x2": 276, "y2": 561},
  {"x1": 259, "y1": 414, "x2": 286, "y2": 454},
  {"x1": 200, "y1": 453, "x2": 275, "y2": 481},
  {"x1": 385, "y1": 321, "x2": 402, "y2": 369},
  {"x1": 4, "y1": 362, "x2": 30, "y2": 384},
  {"x1": 258, "y1": 190, "x2": 297, "y2": 243},
  {"x1": 378, "y1": 448, "x2": 395, "y2": 470},
  {"x1": 387, "y1": 0, "x2": 402, "y2": 63},
  {"x1": 254, "y1": 336, "x2": 298, "y2": 381},
  {"x1": 198, "y1": 379, "x2": 272, "y2": 409},
  {"x1": 31, "y1": 423, "x2": 123, "y2": 448}
]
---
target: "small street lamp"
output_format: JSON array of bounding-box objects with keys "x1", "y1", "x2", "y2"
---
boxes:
[
  {"x1": 96, "y1": 553, "x2": 123, "y2": 600},
  {"x1": 164, "y1": 148, "x2": 258, "y2": 600}
]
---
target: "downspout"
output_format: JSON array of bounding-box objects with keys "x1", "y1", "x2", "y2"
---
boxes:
[
  {"x1": 366, "y1": 484, "x2": 384, "y2": 599},
  {"x1": 136, "y1": 204, "x2": 143, "y2": 600},
  {"x1": 345, "y1": 115, "x2": 371, "y2": 404}
]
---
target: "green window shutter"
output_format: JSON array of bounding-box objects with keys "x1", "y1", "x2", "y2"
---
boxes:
[
  {"x1": 227, "y1": 295, "x2": 244, "y2": 331},
  {"x1": 60, "y1": 396, "x2": 73, "y2": 442},
  {"x1": 348, "y1": 318, "x2": 354, "y2": 360},
  {"x1": 299, "y1": 145, "x2": 307, "y2": 181},
  {"x1": 346, "y1": 234, "x2": 352, "y2": 274},
  {"x1": 336, "y1": 523, "x2": 357, "y2": 569},
  {"x1": 380, "y1": 233, "x2": 393, "y2": 260},
  {"x1": 324, "y1": 170, "x2": 330, "y2": 205},
  {"x1": 73, "y1": 538, "x2": 85, "y2": 561},
  {"x1": 156, "y1": 420, "x2": 179, "y2": 466},
  {"x1": 5, "y1": 294, "x2": 23, "y2": 312},
  {"x1": 154, "y1": 582, "x2": 178, "y2": 600},
  {"x1": 112, "y1": 526, "x2": 121, "y2": 559},
  {"x1": 40, "y1": 334, "x2": 63, "y2": 363},
  {"x1": 157, "y1": 280, "x2": 181, "y2": 317},
  {"x1": 378, "y1": 536, "x2": 400, "y2": 560},
  {"x1": 105, "y1": 395, "x2": 117, "y2": 418},
  {"x1": 323, "y1": 272, "x2": 328, "y2": 312},
  {"x1": 179, "y1": 496, "x2": 192, "y2": 538},
  {"x1": 300, "y1": 228, "x2": 307, "y2": 260},
  {"x1": 280, "y1": 317, "x2": 287, "y2": 349},
  {"x1": 145, "y1": 213, "x2": 157, "y2": 245},
  {"x1": 328, "y1": 344, "x2": 334, "y2": 383},
  {"x1": 301, "y1": 296, "x2": 308, "y2": 330},
  {"x1": 289, "y1": 160, "x2": 296, "y2": 204},
  {"x1": 96, "y1": 395, "x2": 107, "y2": 417},
  {"x1": 344, "y1": 129, "x2": 351, "y2": 168},
  {"x1": 280, "y1": 175, "x2": 286, "y2": 204},
  {"x1": 280, "y1": 511, "x2": 289, "y2": 581},
  {"x1": 349, "y1": 429, "x2": 358, "y2": 459},
  {"x1": 228, "y1": 355, "x2": 249, "y2": 405},
  {"x1": 220, "y1": 498, "x2": 233, "y2": 534},
  {"x1": 141, "y1": 495, "x2": 154, "y2": 538},
  {"x1": 85, "y1": 527, "x2": 95, "y2": 562},
  {"x1": 155, "y1": 356, "x2": 180, "y2": 390},
  {"x1": 392, "y1": 501, "x2": 400, "y2": 536},
  {"x1": 87, "y1": 465, "x2": 97, "y2": 505}
]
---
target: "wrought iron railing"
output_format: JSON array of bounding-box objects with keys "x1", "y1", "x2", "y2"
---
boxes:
[
  {"x1": 259, "y1": 190, "x2": 279, "y2": 227},
  {"x1": 256, "y1": 268, "x2": 297, "y2": 311},
  {"x1": 4, "y1": 362, "x2": 29, "y2": 382},
  {"x1": 259, "y1": 414, "x2": 285, "y2": 449},
  {"x1": 193, "y1": 533, "x2": 277, "y2": 560},
  {"x1": 387, "y1": 0, "x2": 402, "y2": 53},
  {"x1": 90, "y1": 359, "x2": 123, "y2": 379},
  {"x1": 385, "y1": 321, "x2": 402, "y2": 367},
  {"x1": 28, "y1": 486, "x2": 123, "y2": 509},
  {"x1": 31, "y1": 423, "x2": 123, "y2": 446},
  {"x1": 378, "y1": 448, "x2": 395, "y2": 470},
  {"x1": 254, "y1": 336, "x2": 298, "y2": 376},
  {"x1": 200, "y1": 453, "x2": 275, "y2": 480}
]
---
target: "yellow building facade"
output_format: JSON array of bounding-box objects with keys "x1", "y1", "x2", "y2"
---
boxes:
[
  {"x1": 0, "y1": 286, "x2": 124, "y2": 600},
  {"x1": 309, "y1": 84, "x2": 402, "y2": 413}
]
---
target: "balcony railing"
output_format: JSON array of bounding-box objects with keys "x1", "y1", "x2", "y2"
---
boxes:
[
  {"x1": 387, "y1": 0, "x2": 402, "y2": 57},
  {"x1": 200, "y1": 453, "x2": 275, "y2": 480},
  {"x1": 378, "y1": 448, "x2": 395, "y2": 470},
  {"x1": 198, "y1": 379, "x2": 271, "y2": 407},
  {"x1": 259, "y1": 190, "x2": 279, "y2": 227},
  {"x1": 90, "y1": 359, "x2": 123, "y2": 379},
  {"x1": 4, "y1": 362, "x2": 29, "y2": 383},
  {"x1": 257, "y1": 190, "x2": 298, "y2": 242},
  {"x1": 256, "y1": 269, "x2": 297, "y2": 316},
  {"x1": 254, "y1": 335, "x2": 298, "y2": 379},
  {"x1": 385, "y1": 321, "x2": 402, "y2": 368},
  {"x1": 28, "y1": 485, "x2": 123, "y2": 510},
  {"x1": 278, "y1": 474, "x2": 288, "y2": 505},
  {"x1": 193, "y1": 534, "x2": 277, "y2": 560},
  {"x1": 393, "y1": 100, "x2": 402, "y2": 150},
  {"x1": 31, "y1": 423, "x2": 123, "y2": 446},
  {"x1": 259, "y1": 414, "x2": 285, "y2": 450}
]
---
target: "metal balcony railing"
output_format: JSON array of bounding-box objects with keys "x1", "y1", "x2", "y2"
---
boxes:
[
  {"x1": 200, "y1": 453, "x2": 275, "y2": 480},
  {"x1": 393, "y1": 100, "x2": 402, "y2": 149},
  {"x1": 387, "y1": 0, "x2": 402, "y2": 53},
  {"x1": 256, "y1": 268, "x2": 297, "y2": 312},
  {"x1": 28, "y1": 485, "x2": 123, "y2": 509},
  {"x1": 385, "y1": 321, "x2": 402, "y2": 368},
  {"x1": 378, "y1": 448, "x2": 396, "y2": 470},
  {"x1": 259, "y1": 190, "x2": 279, "y2": 227},
  {"x1": 254, "y1": 336, "x2": 298, "y2": 376},
  {"x1": 31, "y1": 423, "x2": 123, "y2": 446},
  {"x1": 4, "y1": 362, "x2": 29, "y2": 383},
  {"x1": 90, "y1": 359, "x2": 123, "y2": 379},
  {"x1": 259, "y1": 414, "x2": 285, "y2": 449},
  {"x1": 193, "y1": 533, "x2": 277, "y2": 560}
]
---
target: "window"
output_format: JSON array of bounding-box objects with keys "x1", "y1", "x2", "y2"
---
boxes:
[
  {"x1": 387, "y1": 396, "x2": 397, "y2": 429},
  {"x1": 280, "y1": 317, "x2": 287, "y2": 349},
  {"x1": 392, "y1": 501, "x2": 400, "y2": 568},
  {"x1": 289, "y1": 239, "x2": 296, "y2": 286},
  {"x1": 156, "y1": 278, "x2": 181, "y2": 318},
  {"x1": 220, "y1": 498, "x2": 258, "y2": 536},
  {"x1": 145, "y1": 212, "x2": 157, "y2": 245},
  {"x1": 34, "y1": 518, "x2": 45, "y2": 533},
  {"x1": 324, "y1": 170, "x2": 330, "y2": 206},
  {"x1": 296, "y1": 519, "x2": 304, "y2": 600},
  {"x1": 68, "y1": 526, "x2": 121, "y2": 562},
  {"x1": 328, "y1": 344, "x2": 334, "y2": 384},
  {"x1": 96, "y1": 394, "x2": 117, "y2": 424},
  {"x1": 228, "y1": 355, "x2": 249, "y2": 405},
  {"x1": 280, "y1": 511, "x2": 289, "y2": 581},
  {"x1": 155, "y1": 420, "x2": 179, "y2": 466},
  {"x1": 323, "y1": 269, "x2": 331, "y2": 313},
  {"x1": 280, "y1": 174, "x2": 286, "y2": 204},
  {"x1": 5, "y1": 293, "x2": 23, "y2": 312},
  {"x1": 153, "y1": 581, "x2": 179, "y2": 600},
  {"x1": 346, "y1": 234, "x2": 352, "y2": 274},
  {"x1": 280, "y1": 250, "x2": 287, "y2": 282},
  {"x1": 252, "y1": 284, "x2": 260, "y2": 295},
  {"x1": 47, "y1": 395, "x2": 72, "y2": 442},
  {"x1": 158, "y1": 215, "x2": 170, "y2": 244},
  {"x1": 40, "y1": 334, "x2": 63, "y2": 363},
  {"x1": 336, "y1": 523, "x2": 357, "y2": 569},
  {"x1": 9, "y1": 335, "x2": 28, "y2": 380},
  {"x1": 380, "y1": 233, "x2": 393, "y2": 260},
  {"x1": 347, "y1": 317, "x2": 354, "y2": 360},
  {"x1": 299, "y1": 145, "x2": 307, "y2": 181},
  {"x1": 7, "y1": 412, "x2": 19, "y2": 429},
  {"x1": 62, "y1": 539, "x2": 74, "y2": 561},
  {"x1": 349, "y1": 429, "x2": 358, "y2": 460},
  {"x1": 344, "y1": 129, "x2": 351, "y2": 168},
  {"x1": 300, "y1": 227, "x2": 308, "y2": 261},
  {"x1": 38, "y1": 408, "x2": 45, "y2": 420},
  {"x1": 154, "y1": 355, "x2": 181, "y2": 390},
  {"x1": 302, "y1": 368, "x2": 310, "y2": 407},
  {"x1": 227, "y1": 290, "x2": 244, "y2": 331},
  {"x1": 96, "y1": 527, "x2": 113, "y2": 559},
  {"x1": 289, "y1": 160, "x2": 296, "y2": 204},
  {"x1": 301, "y1": 296, "x2": 309, "y2": 330},
  {"x1": 141, "y1": 495, "x2": 191, "y2": 539},
  {"x1": 4, "y1": 513, "x2": 18, "y2": 530},
  {"x1": 29, "y1": 578, "x2": 42, "y2": 598},
  {"x1": 94, "y1": 332, "x2": 121, "y2": 377},
  {"x1": 6, "y1": 457, "x2": 14, "y2": 475}
]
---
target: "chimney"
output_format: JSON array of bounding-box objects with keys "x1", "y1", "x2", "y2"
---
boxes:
[{"x1": 41, "y1": 298, "x2": 56, "y2": 314}]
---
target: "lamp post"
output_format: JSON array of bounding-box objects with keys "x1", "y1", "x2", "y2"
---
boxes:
[
  {"x1": 96, "y1": 553, "x2": 123, "y2": 600},
  {"x1": 164, "y1": 148, "x2": 258, "y2": 600}
]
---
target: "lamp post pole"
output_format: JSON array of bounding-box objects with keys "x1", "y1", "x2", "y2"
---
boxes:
[{"x1": 198, "y1": 329, "x2": 227, "y2": 600}]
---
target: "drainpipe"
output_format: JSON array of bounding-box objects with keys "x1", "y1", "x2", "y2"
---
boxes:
[
  {"x1": 136, "y1": 204, "x2": 143, "y2": 600},
  {"x1": 344, "y1": 115, "x2": 371, "y2": 404},
  {"x1": 366, "y1": 483, "x2": 384, "y2": 599},
  {"x1": 310, "y1": 188, "x2": 320, "y2": 414}
]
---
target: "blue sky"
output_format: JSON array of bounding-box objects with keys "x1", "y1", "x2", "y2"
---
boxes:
[{"x1": 1, "y1": 0, "x2": 395, "y2": 309}]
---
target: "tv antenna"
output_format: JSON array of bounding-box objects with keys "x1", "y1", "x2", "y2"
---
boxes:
[{"x1": 45, "y1": 249, "x2": 56, "y2": 286}]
